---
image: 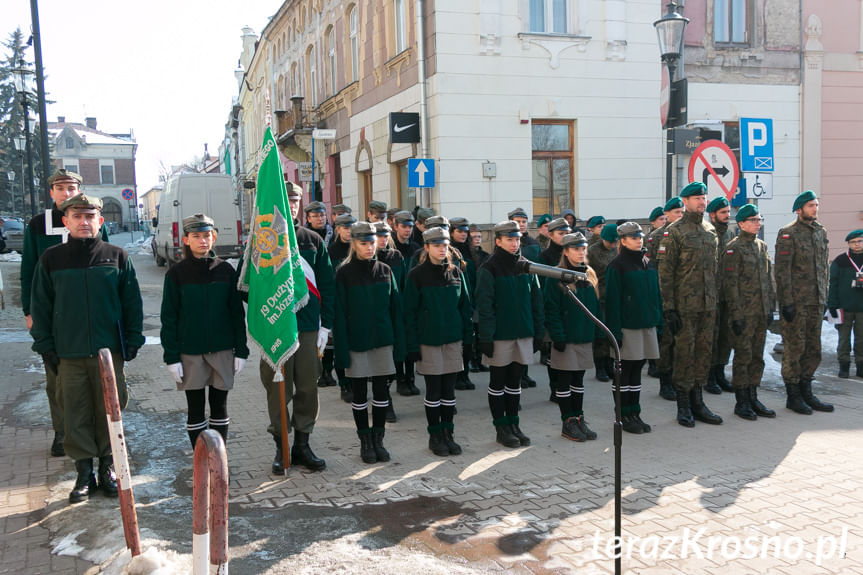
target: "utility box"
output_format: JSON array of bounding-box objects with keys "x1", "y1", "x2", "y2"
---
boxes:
[{"x1": 482, "y1": 162, "x2": 497, "y2": 178}]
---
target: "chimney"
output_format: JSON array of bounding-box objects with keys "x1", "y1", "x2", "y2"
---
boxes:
[
  {"x1": 85, "y1": 117, "x2": 97, "y2": 130},
  {"x1": 57, "y1": 116, "x2": 65, "y2": 123}
]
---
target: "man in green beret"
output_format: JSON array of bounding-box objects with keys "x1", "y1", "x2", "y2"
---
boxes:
[
  {"x1": 704, "y1": 196, "x2": 735, "y2": 394},
  {"x1": 722, "y1": 204, "x2": 776, "y2": 420},
  {"x1": 30, "y1": 194, "x2": 143, "y2": 503},
  {"x1": 658, "y1": 181, "x2": 723, "y2": 427},
  {"x1": 828, "y1": 229, "x2": 863, "y2": 378},
  {"x1": 537, "y1": 214, "x2": 552, "y2": 251},
  {"x1": 20, "y1": 169, "x2": 110, "y2": 458},
  {"x1": 775, "y1": 190, "x2": 833, "y2": 414},
  {"x1": 586, "y1": 216, "x2": 606, "y2": 247},
  {"x1": 648, "y1": 206, "x2": 666, "y2": 233},
  {"x1": 587, "y1": 223, "x2": 620, "y2": 382}
]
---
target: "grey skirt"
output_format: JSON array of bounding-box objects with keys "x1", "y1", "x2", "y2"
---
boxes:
[
  {"x1": 417, "y1": 341, "x2": 463, "y2": 376},
  {"x1": 345, "y1": 345, "x2": 396, "y2": 378},
  {"x1": 549, "y1": 342, "x2": 593, "y2": 371},
  {"x1": 483, "y1": 338, "x2": 534, "y2": 367},
  {"x1": 620, "y1": 327, "x2": 660, "y2": 361},
  {"x1": 179, "y1": 349, "x2": 234, "y2": 391}
]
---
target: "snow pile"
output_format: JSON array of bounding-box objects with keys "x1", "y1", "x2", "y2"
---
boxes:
[
  {"x1": 0, "y1": 251, "x2": 22, "y2": 262},
  {"x1": 100, "y1": 543, "x2": 191, "y2": 575}
]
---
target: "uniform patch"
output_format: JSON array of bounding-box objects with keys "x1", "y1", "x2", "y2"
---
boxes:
[
  {"x1": 658, "y1": 246, "x2": 666, "y2": 254},
  {"x1": 663, "y1": 231, "x2": 670, "y2": 236},
  {"x1": 779, "y1": 251, "x2": 789, "y2": 255},
  {"x1": 725, "y1": 267, "x2": 735, "y2": 271},
  {"x1": 781, "y1": 234, "x2": 790, "y2": 239},
  {"x1": 726, "y1": 250, "x2": 734, "y2": 254}
]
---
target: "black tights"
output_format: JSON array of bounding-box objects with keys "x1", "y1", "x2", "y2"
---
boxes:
[
  {"x1": 554, "y1": 370, "x2": 586, "y2": 420},
  {"x1": 350, "y1": 376, "x2": 389, "y2": 431},
  {"x1": 424, "y1": 372, "x2": 457, "y2": 429},
  {"x1": 613, "y1": 359, "x2": 645, "y2": 415},
  {"x1": 488, "y1": 362, "x2": 523, "y2": 425},
  {"x1": 185, "y1": 387, "x2": 229, "y2": 448}
]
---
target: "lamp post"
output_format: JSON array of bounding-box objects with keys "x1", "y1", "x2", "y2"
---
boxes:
[
  {"x1": 654, "y1": 1, "x2": 689, "y2": 200},
  {"x1": 13, "y1": 136, "x2": 27, "y2": 216},
  {"x1": 11, "y1": 61, "x2": 38, "y2": 218}
]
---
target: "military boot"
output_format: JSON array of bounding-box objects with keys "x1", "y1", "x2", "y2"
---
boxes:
[
  {"x1": 659, "y1": 372, "x2": 676, "y2": 401},
  {"x1": 690, "y1": 386, "x2": 723, "y2": 424},
  {"x1": 785, "y1": 382, "x2": 812, "y2": 414},
  {"x1": 495, "y1": 424, "x2": 521, "y2": 448},
  {"x1": 748, "y1": 385, "x2": 775, "y2": 418},
  {"x1": 51, "y1": 432, "x2": 65, "y2": 457},
  {"x1": 442, "y1": 424, "x2": 462, "y2": 455},
  {"x1": 838, "y1": 362, "x2": 850, "y2": 379},
  {"x1": 291, "y1": 431, "x2": 326, "y2": 471},
  {"x1": 595, "y1": 360, "x2": 610, "y2": 383},
  {"x1": 428, "y1": 430, "x2": 450, "y2": 457},
  {"x1": 272, "y1": 436, "x2": 285, "y2": 474},
  {"x1": 358, "y1": 431, "x2": 377, "y2": 464},
  {"x1": 715, "y1": 366, "x2": 734, "y2": 392},
  {"x1": 371, "y1": 429, "x2": 391, "y2": 462},
  {"x1": 98, "y1": 456, "x2": 119, "y2": 497},
  {"x1": 396, "y1": 376, "x2": 413, "y2": 396},
  {"x1": 704, "y1": 367, "x2": 722, "y2": 395},
  {"x1": 675, "y1": 388, "x2": 695, "y2": 428},
  {"x1": 69, "y1": 459, "x2": 96, "y2": 504},
  {"x1": 733, "y1": 388, "x2": 757, "y2": 421},
  {"x1": 800, "y1": 379, "x2": 834, "y2": 412}
]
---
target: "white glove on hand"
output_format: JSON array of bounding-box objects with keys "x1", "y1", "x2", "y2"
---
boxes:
[
  {"x1": 167, "y1": 363, "x2": 183, "y2": 384},
  {"x1": 316, "y1": 327, "x2": 330, "y2": 356},
  {"x1": 233, "y1": 357, "x2": 246, "y2": 375}
]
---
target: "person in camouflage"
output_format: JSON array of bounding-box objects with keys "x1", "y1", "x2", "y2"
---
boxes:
[
  {"x1": 585, "y1": 216, "x2": 606, "y2": 247},
  {"x1": 722, "y1": 204, "x2": 776, "y2": 420},
  {"x1": 657, "y1": 181, "x2": 722, "y2": 428},
  {"x1": 587, "y1": 223, "x2": 619, "y2": 382},
  {"x1": 646, "y1": 196, "x2": 684, "y2": 400},
  {"x1": 705, "y1": 196, "x2": 736, "y2": 394},
  {"x1": 775, "y1": 190, "x2": 834, "y2": 414}
]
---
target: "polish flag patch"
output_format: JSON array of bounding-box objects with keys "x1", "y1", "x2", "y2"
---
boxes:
[
  {"x1": 782, "y1": 234, "x2": 791, "y2": 239},
  {"x1": 726, "y1": 249, "x2": 734, "y2": 255},
  {"x1": 658, "y1": 246, "x2": 666, "y2": 254}
]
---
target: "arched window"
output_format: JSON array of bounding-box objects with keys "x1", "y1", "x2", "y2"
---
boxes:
[
  {"x1": 349, "y1": 6, "x2": 359, "y2": 82},
  {"x1": 307, "y1": 45, "x2": 317, "y2": 106},
  {"x1": 394, "y1": 0, "x2": 407, "y2": 53}
]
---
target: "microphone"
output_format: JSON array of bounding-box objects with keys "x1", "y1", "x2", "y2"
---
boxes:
[{"x1": 516, "y1": 259, "x2": 588, "y2": 283}]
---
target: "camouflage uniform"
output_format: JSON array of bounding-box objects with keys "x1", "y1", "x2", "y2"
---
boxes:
[
  {"x1": 711, "y1": 220, "x2": 735, "y2": 369},
  {"x1": 657, "y1": 211, "x2": 719, "y2": 392},
  {"x1": 647, "y1": 223, "x2": 675, "y2": 374},
  {"x1": 723, "y1": 231, "x2": 774, "y2": 388}
]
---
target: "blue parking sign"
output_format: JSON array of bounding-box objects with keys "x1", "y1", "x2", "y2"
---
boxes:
[
  {"x1": 740, "y1": 118, "x2": 773, "y2": 172},
  {"x1": 408, "y1": 158, "x2": 435, "y2": 188}
]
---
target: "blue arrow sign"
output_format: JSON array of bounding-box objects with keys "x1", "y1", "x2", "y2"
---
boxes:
[{"x1": 408, "y1": 158, "x2": 435, "y2": 188}]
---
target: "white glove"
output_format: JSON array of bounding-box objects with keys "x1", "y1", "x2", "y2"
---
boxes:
[
  {"x1": 316, "y1": 327, "x2": 330, "y2": 356},
  {"x1": 233, "y1": 357, "x2": 246, "y2": 375},
  {"x1": 167, "y1": 363, "x2": 183, "y2": 384}
]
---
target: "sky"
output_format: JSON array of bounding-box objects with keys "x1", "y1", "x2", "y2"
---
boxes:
[{"x1": 3, "y1": 0, "x2": 278, "y2": 191}]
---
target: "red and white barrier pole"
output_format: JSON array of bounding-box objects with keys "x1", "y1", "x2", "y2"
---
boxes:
[
  {"x1": 98, "y1": 348, "x2": 141, "y2": 557},
  {"x1": 193, "y1": 429, "x2": 229, "y2": 575}
]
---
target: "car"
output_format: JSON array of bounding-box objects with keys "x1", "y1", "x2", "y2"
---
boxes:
[{"x1": 1, "y1": 218, "x2": 25, "y2": 253}]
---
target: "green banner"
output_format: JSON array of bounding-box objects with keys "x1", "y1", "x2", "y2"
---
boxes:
[{"x1": 238, "y1": 127, "x2": 308, "y2": 374}]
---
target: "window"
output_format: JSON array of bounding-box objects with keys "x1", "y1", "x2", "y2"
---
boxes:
[
  {"x1": 64, "y1": 164, "x2": 78, "y2": 174},
  {"x1": 395, "y1": 0, "x2": 408, "y2": 53},
  {"x1": 101, "y1": 164, "x2": 114, "y2": 185},
  {"x1": 396, "y1": 162, "x2": 415, "y2": 210},
  {"x1": 529, "y1": 0, "x2": 567, "y2": 34},
  {"x1": 328, "y1": 28, "x2": 337, "y2": 95},
  {"x1": 291, "y1": 63, "x2": 298, "y2": 96},
  {"x1": 65, "y1": 137, "x2": 74, "y2": 149},
  {"x1": 349, "y1": 7, "x2": 359, "y2": 82},
  {"x1": 715, "y1": 0, "x2": 748, "y2": 44},
  {"x1": 531, "y1": 120, "x2": 575, "y2": 216},
  {"x1": 308, "y1": 46, "x2": 317, "y2": 106}
]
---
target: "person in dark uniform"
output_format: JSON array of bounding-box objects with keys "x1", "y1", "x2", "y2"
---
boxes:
[
  {"x1": 605, "y1": 222, "x2": 662, "y2": 434},
  {"x1": 587, "y1": 223, "x2": 619, "y2": 382},
  {"x1": 536, "y1": 214, "x2": 552, "y2": 251},
  {"x1": 705, "y1": 196, "x2": 735, "y2": 394},
  {"x1": 304, "y1": 200, "x2": 333, "y2": 245},
  {"x1": 448, "y1": 217, "x2": 478, "y2": 391},
  {"x1": 475, "y1": 221, "x2": 544, "y2": 448},
  {"x1": 538, "y1": 217, "x2": 572, "y2": 400},
  {"x1": 367, "y1": 200, "x2": 387, "y2": 223},
  {"x1": 648, "y1": 206, "x2": 666, "y2": 234},
  {"x1": 411, "y1": 207, "x2": 435, "y2": 245},
  {"x1": 508, "y1": 207, "x2": 541, "y2": 389},
  {"x1": 829, "y1": 229, "x2": 863, "y2": 378},
  {"x1": 327, "y1": 212, "x2": 357, "y2": 402},
  {"x1": 160, "y1": 214, "x2": 249, "y2": 448},
  {"x1": 469, "y1": 224, "x2": 491, "y2": 373},
  {"x1": 543, "y1": 232, "x2": 601, "y2": 441},
  {"x1": 404, "y1": 227, "x2": 473, "y2": 456},
  {"x1": 20, "y1": 169, "x2": 109, "y2": 457},
  {"x1": 334, "y1": 221, "x2": 405, "y2": 463},
  {"x1": 586, "y1": 216, "x2": 606, "y2": 246},
  {"x1": 30, "y1": 194, "x2": 143, "y2": 503},
  {"x1": 393, "y1": 210, "x2": 422, "y2": 260},
  {"x1": 331, "y1": 203, "x2": 352, "y2": 222}
]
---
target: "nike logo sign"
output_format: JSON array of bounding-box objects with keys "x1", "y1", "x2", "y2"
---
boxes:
[{"x1": 393, "y1": 123, "x2": 416, "y2": 133}]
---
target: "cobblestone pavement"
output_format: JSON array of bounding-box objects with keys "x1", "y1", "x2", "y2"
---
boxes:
[{"x1": 1, "y1": 254, "x2": 862, "y2": 574}]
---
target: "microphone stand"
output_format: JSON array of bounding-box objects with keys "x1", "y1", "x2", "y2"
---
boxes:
[{"x1": 558, "y1": 281, "x2": 622, "y2": 575}]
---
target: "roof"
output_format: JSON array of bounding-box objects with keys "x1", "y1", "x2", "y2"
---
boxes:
[{"x1": 48, "y1": 123, "x2": 135, "y2": 146}]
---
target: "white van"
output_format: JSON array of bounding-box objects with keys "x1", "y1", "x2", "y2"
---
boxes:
[{"x1": 153, "y1": 173, "x2": 242, "y2": 266}]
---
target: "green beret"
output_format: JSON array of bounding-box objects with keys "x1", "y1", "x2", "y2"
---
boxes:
[
  {"x1": 735, "y1": 203, "x2": 759, "y2": 222},
  {"x1": 600, "y1": 222, "x2": 619, "y2": 242},
  {"x1": 649, "y1": 206, "x2": 665, "y2": 222},
  {"x1": 680, "y1": 181, "x2": 707, "y2": 197},
  {"x1": 792, "y1": 190, "x2": 817, "y2": 212},
  {"x1": 47, "y1": 168, "x2": 83, "y2": 187},
  {"x1": 587, "y1": 216, "x2": 606, "y2": 228},
  {"x1": 59, "y1": 194, "x2": 102, "y2": 212},
  {"x1": 706, "y1": 197, "x2": 730, "y2": 213},
  {"x1": 845, "y1": 229, "x2": 863, "y2": 242},
  {"x1": 664, "y1": 197, "x2": 684, "y2": 211},
  {"x1": 537, "y1": 214, "x2": 552, "y2": 227}
]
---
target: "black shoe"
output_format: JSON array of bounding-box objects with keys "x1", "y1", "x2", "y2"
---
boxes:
[
  {"x1": 69, "y1": 459, "x2": 96, "y2": 504},
  {"x1": 407, "y1": 377, "x2": 421, "y2": 395},
  {"x1": 704, "y1": 368, "x2": 722, "y2": 394},
  {"x1": 469, "y1": 359, "x2": 483, "y2": 373},
  {"x1": 396, "y1": 378, "x2": 413, "y2": 396},
  {"x1": 460, "y1": 372, "x2": 476, "y2": 390},
  {"x1": 748, "y1": 385, "x2": 776, "y2": 418},
  {"x1": 51, "y1": 432, "x2": 65, "y2": 457},
  {"x1": 442, "y1": 427, "x2": 462, "y2": 455},
  {"x1": 575, "y1": 415, "x2": 597, "y2": 440},
  {"x1": 98, "y1": 456, "x2": 119, "y2": 496},
  {"x1": 675, "y1": 388, "x2": 695, "y2": 428},
  {"x1": 372, "y1": 430, "x2": 390, "y2": 462},
  {"x1": 690, "y1": 387, "x2": 723, "y2": 424},
  {"x1": 647, "y1": 360, "x2": 659, "y2": 378},
  {"x1": 359, "y1": 432, "x2": 377, "y2": 464},
  {"x1": 272, "y1": 436, "x2": 285, "y2": 474},
  {"x1": 495, "y1": 425, "x2": 521, "y2": 448},
  {"x1": 520, "y1": 373, "x2": 536, "y2": 388},
  {"x1": 734, "y1": 388, "x2": 757, "y2": 421},
  {"x1": 838, "y1": 362, "x2": 850, "y2": 378},
  {"x1": 429, "y1": 432, "x2": 450, "y2": 456},
  {"x1": 595, "y1": 365, "x2": 610, "y2": 382},
  {"x1": 800, "y1": 379, "x2": 834, "y2": 412},
  {"x1": 340, "y1": 385, "x2": 353, "y2": 404},
  {"x1": 659, "y1": 373, "x2": 676, "y2": 401},
  {"x1": 317, "y1": 370, "x2": 337, "y2": 387},
  {"x1": 622, "y1": 415, "x2": 643, "y2": 434},
  {"x1": 292, "y1": 431, "x2": 326, "y2": 471},
  {"x1": 510, "y1": 424, "x2": 531, "y2": 446},
  {"x1": 561, "y1": 417, "x2": 587, "y2": 442},
  {"x1": 633, "y1": 414, "x2": 651, "y2": 433},
  {"x1": 785, "y1": 383, "x2": 813, "y2": 414}
]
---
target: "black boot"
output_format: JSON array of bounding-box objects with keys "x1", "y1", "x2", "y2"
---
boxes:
[
  {"x1": 340, "y1": 384, "x2": 353, "y2": 404},
  {"x1": 509, "y1": 422, "x2": 531, "y2": 446},
  {"x1": 675, "y1": 387, "x2": 695, "y2": 428},
  {"x1": 704, "y1": 367, "x2": 722, "y2": 395},
  {"x1": 460, "y1": 370, "x2": 475, "y2": 390},
  {"x1": 647, "y1": 359, "x2": 659, "y2": 378},
  {"x1": 838, "y1": 362, "x2": 850, "y2": 379},
  {"x1": 428, "y1": 431, "x2": 450, "y2": 457},
  {"x1": 595, "y1": 360, "x2": 610, "y2": 382},
  {"x1": 396, "y1": 376, "x2": 413, "y2": 396},
  {"x1": 734, "y1": 388, "x2": 757, "y2": 421},
  {"x1": 690, "y1": 386, "x2": 723, "y2": 424},
  {"x1": 317, "y1": 370, "x2": 337, "y2": 387},
  {"x1": 291, "y1": 431, "x2": 326, "y2": 471},
  {"x1": 69, "y1": 459, "x2": 96, "y2": 503},
  {"x1": 633, "y1": 413, "x2": 651, "y2": 433},
  {"x1": 800, "y1": 379, "x2": 834, "y2": 412},
  {"x1": 407, "y1": 374, "x2": 421, "y2": 395},
  {"x1": 659, "y1": 372, "x2": 676, "y2": 401},
  {"x1": 621, "y1": 414, "x2": 644, "y2": 434},
  {"x1": 51, "y1": 432, "x2": 65, "y2": 457},
  {"x1": 520, "y1": 372, "x2": 537, "y2": 388},
  {"x1": 98, "y1": 456, "x2": 119, "y2": 496},
  {"x1": 442, "y1": 425, "x2": 462, "y2": 455},
  {"x1": 371, "y1": 429, "x2": 390, "y2": 462},
  {"x1": 358, "y1": 431, "x2": 377, "y2": 464},
  {"x1": 495, "y1": 424, "x2": 521, "y2": 448},
  {"x1": 785, "y1": 382, "x2": 813, "y2": 414},
  {"x1": 469, "y1": 358, "x2": 483, "y2": 373},
  {"x1": 386, "y1": 387, "x2": 398, "y2": 423},
  {"x1": 749, "y1": 386, "x2": 775, "y2": 418},
  {"x1": 715, "y1": 366, "x2": 734, "y2": 392},
  {"x1": 272, "y1": 436, "x2": 285, "y2": 474}
]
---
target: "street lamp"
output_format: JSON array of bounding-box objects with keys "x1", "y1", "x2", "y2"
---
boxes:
[
  {"x1": 11, "y1": 60, "x2": 38, "y2": 217},
  {"x1": 13, "y1": 136, "x2": 27, "y2": 216}
]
